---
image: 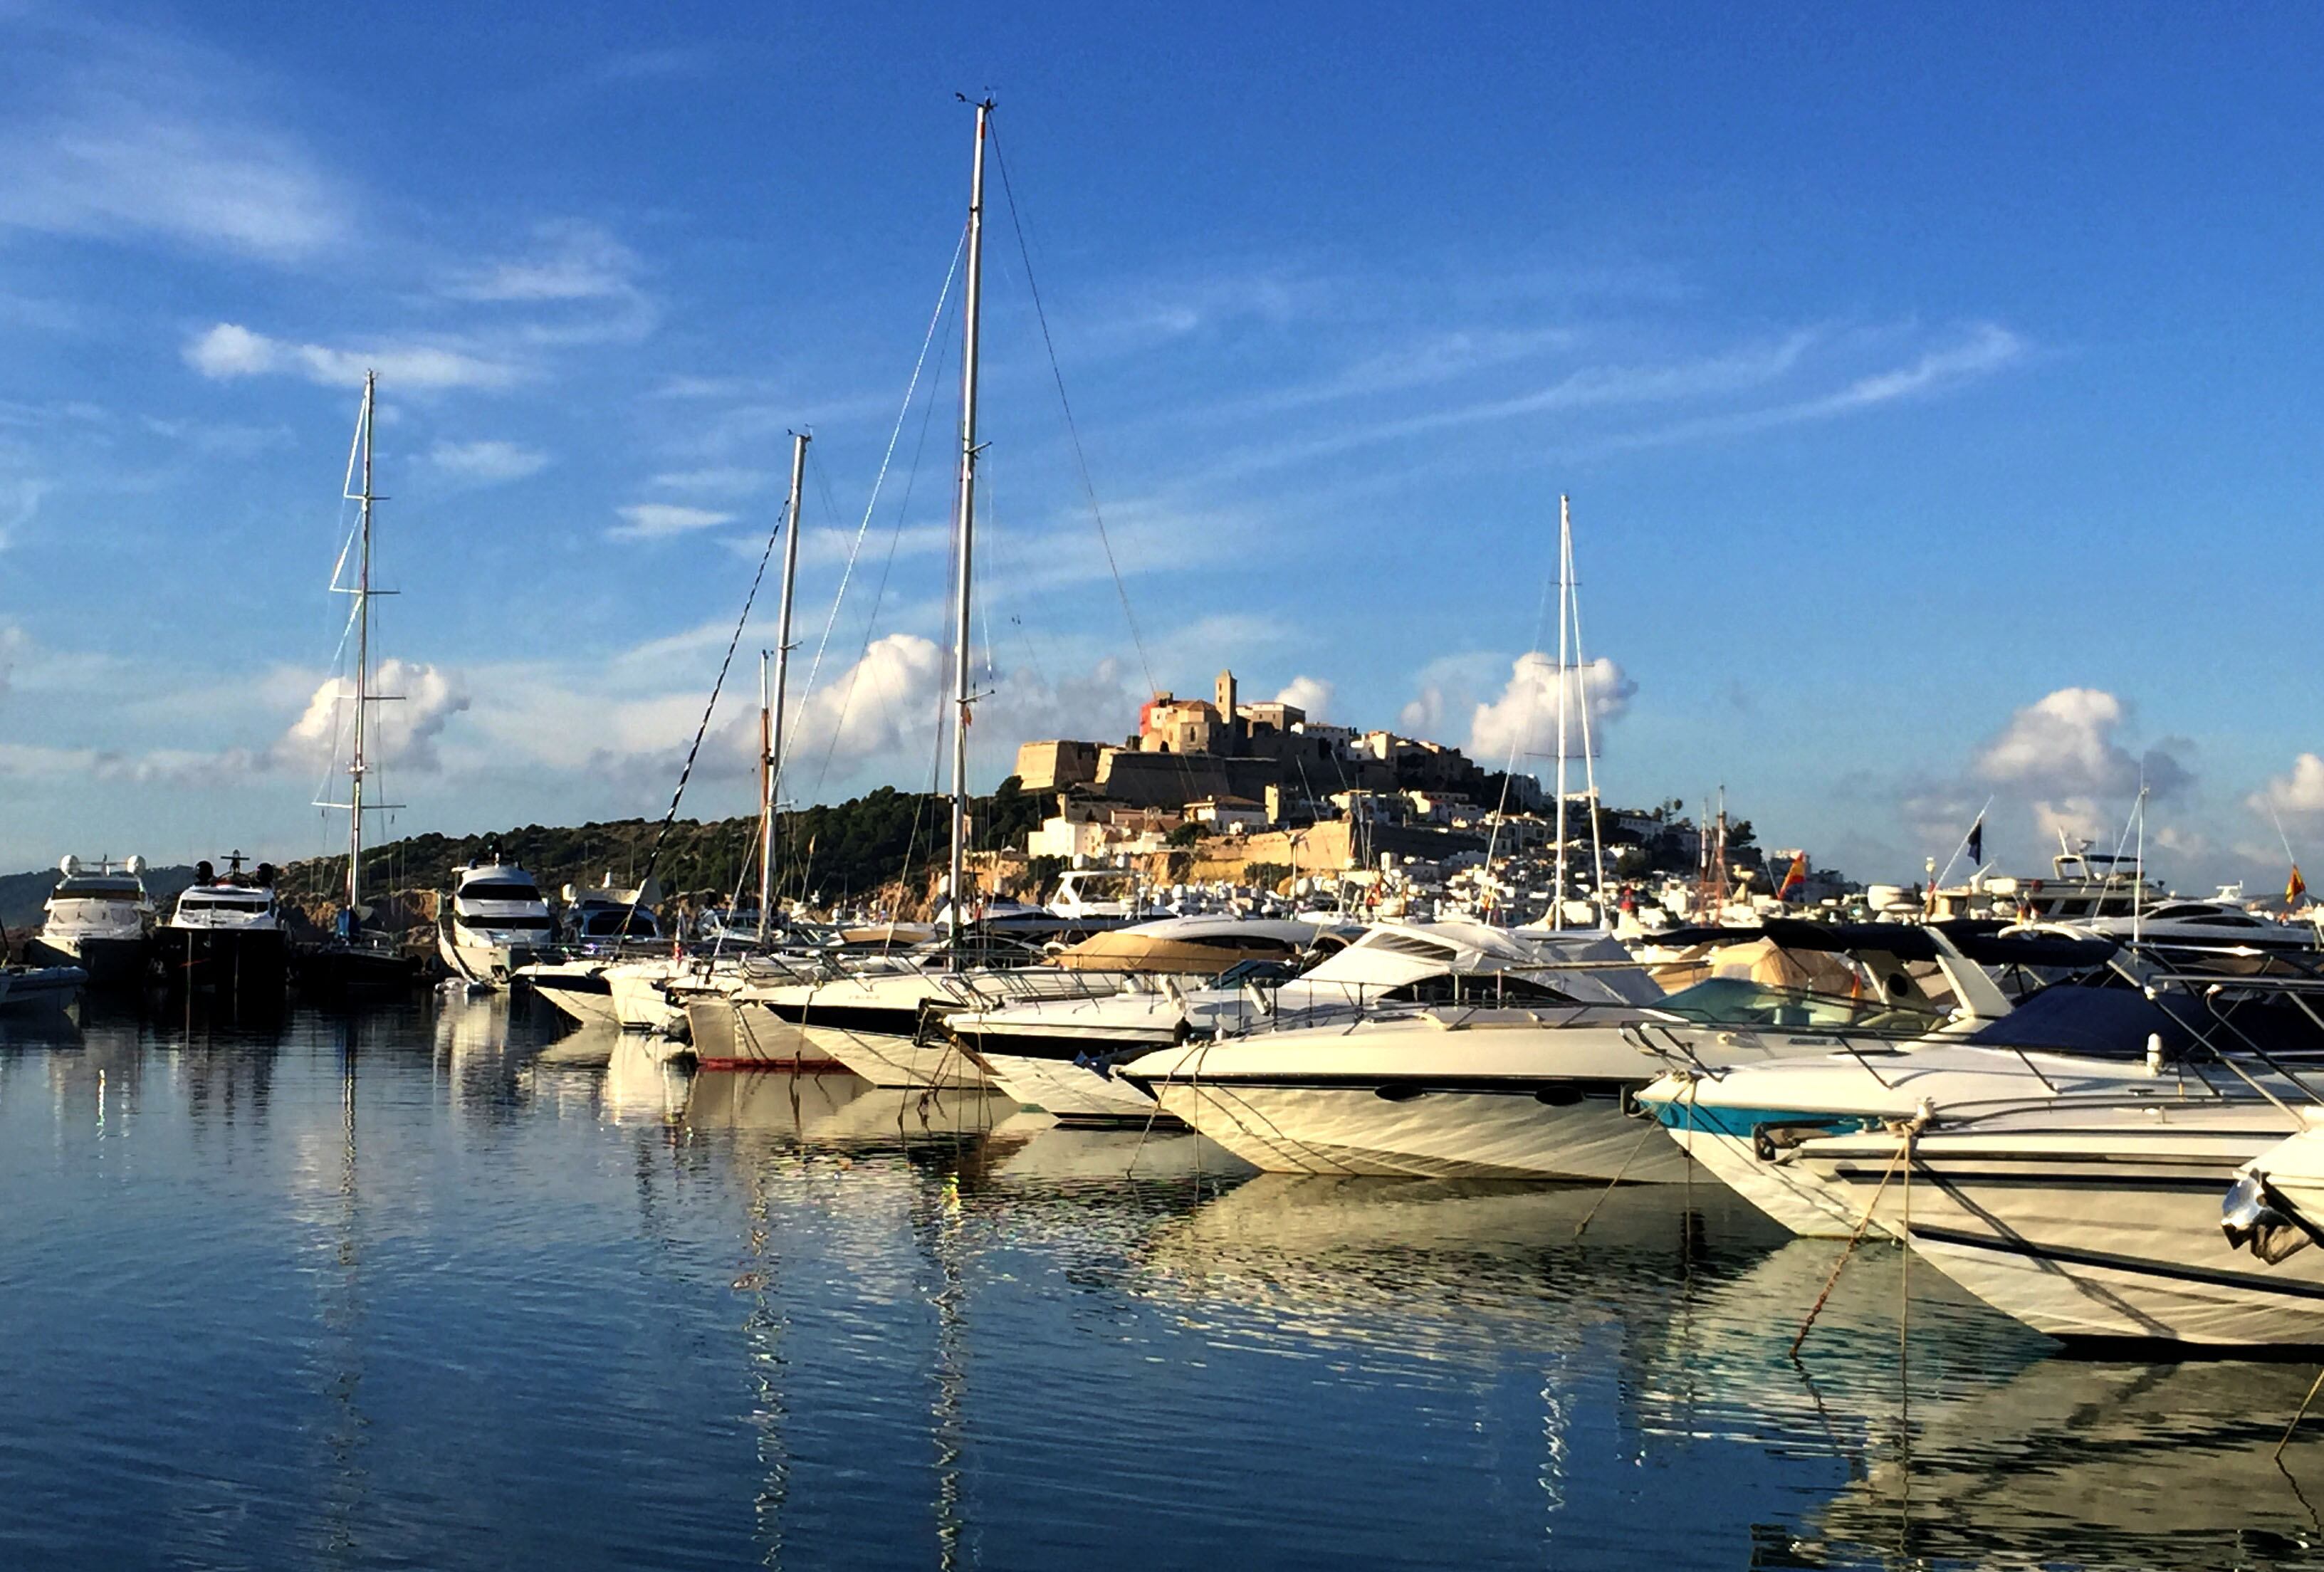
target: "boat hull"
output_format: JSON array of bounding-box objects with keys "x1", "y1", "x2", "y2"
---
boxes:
[
  {"x1": 522, "y1": 969, "x2": 620, "y2": 1028},
  {"x1": 0, "y1": 966, "x2": 86, "y2": 1014},
  {"x1": 23, "y1": 934, "x2": 151, "y2": 990},
  {"x1": 970, "y1": 1049, "x2": 1161, "y2": 1121},
  {"x1": 1662, "y1": 1126, "x2": 1868, "y2": 1237},
  {"x1": 1804, "y1": 1121, "x2": 2324, "y2": 1344},
  {"x1": 291, "y1": 943, "x2": 419, "y2": 997},
  {"x1": 801, "y1": 1021, "x2": 988, "y2": 1089},
  {"x1": 686, "y1": 1000, "x2": 842, "y2": 1071},
  {"x1": 437, "y1": 926, "x2": 541, "y2": 990},
  {"x1": 1144, "y1": 1079, "x2": 1691, "y2": 1182},
  {"x1": 162, "y1": 928, "x2": 286, "y2": 1002}
]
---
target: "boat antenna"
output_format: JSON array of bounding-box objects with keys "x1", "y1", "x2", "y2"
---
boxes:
[{"x1": 946, "y1": 95, "x2": 993, "y2": 970}]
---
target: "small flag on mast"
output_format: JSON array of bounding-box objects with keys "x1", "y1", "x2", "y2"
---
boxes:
[
  {"x1": 2290, "y1": 864, "x2": 2308, "y2": 910},
  {"x1": 1966, "y1": 812, "x2": 1984, "y2": 866}
]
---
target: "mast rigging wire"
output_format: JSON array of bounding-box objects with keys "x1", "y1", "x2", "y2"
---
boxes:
[
  {"x1": 988, "y1": 122, "x2": 1162, "y2": 703},
  {"x1": 622, "y1": 486, "x2": 795, "y2": 928}
]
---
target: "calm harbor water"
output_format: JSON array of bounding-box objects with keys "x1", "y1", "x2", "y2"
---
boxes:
[{"x1": 6, "y1": 996, "x2": 2324, "y2": 1569}]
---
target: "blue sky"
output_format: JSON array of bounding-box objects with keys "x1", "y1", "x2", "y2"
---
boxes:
[{"x1": 1, "y1": 3, "x2": 2319, "y2": 890}]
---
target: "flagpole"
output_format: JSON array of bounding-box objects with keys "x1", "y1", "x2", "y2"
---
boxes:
[{"x1": 1929, "y1": 795, "x2": 1996, "y2": 896}]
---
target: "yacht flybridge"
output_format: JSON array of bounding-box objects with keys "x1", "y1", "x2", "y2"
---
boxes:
[
  {"x1": 438, "y1": 852, "x2": 553, "y2": 988},
  {"x1": 28, "y1": 855, "x2": 155, "y2": 987},
  {"x1": 164, "y1": 854, "x2": 287, "y2": 1001}
]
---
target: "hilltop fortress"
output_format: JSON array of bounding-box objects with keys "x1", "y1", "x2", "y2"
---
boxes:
[{"x1": 1009, "y1": 669, "x2": 1550, "y2": 874}]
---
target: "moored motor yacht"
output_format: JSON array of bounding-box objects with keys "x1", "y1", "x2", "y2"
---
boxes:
[
  {"x1": 162, "y1": 854, "x2": 288, "y2": 1001},
  {"x1": 438, "y1": 853, "x2": 554, "y2": 988},
  {"x1": 26, "y1": 855, "x2": 155, "y2": 987},
  {"x1": 511, "y1": 879, "x2": 667, "y2": 1029},
  {"x1": 1640, "y1": 966, "x2": 2324, "y2": 1343},
  {"x1": 943, "y1": 915, "x2": 1353, "y2": 1118},
  {"x1": 951, "y1": 917, "x2": 1566, "y2": 1122},
  {"x1": 741, "y1": 944, "x2": 1123, "y2": 1089},
  {"x1": 1118, "y1": 921, "x2": 2053, "y2": 1183}
]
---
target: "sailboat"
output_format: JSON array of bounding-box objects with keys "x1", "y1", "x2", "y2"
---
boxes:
[{"x1": 295, "y1": 370, "x2": 420, "y2": 997}]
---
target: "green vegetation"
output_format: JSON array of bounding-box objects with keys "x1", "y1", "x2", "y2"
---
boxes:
[
  {"x1": 271, "y1": 777, "x2": 1047, "y2": 916},
  {"x1": 1243, "y1": 861, "x2": 1292, "y2": 894}
]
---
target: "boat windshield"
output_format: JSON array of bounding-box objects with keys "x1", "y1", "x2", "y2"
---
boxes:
[
  {"x1": 1213, "y1": 958, "x2": 1298, "y2": 989},
  {"x1": 461, "y1": 881, "x2": 543, "y2": 903},
  {"x1": 55, "y1": 881, "x2": 139, "y2": 900},
  {"x1": 1656, "y1": 976, "x2": 1942, "y2": 1034}
]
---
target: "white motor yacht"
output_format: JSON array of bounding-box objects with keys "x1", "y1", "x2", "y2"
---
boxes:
[
  {"x1": 162, "y1": 854, "x2": 288, "y2": 1001},
  {"x1": 438, "y1": 853, "x2": 554, "y2": 988},
  {"x1": 26, "y1": 855, "x2": 155, "y2": 987},
  {"x1": 943, "y1": 915, "x2": 1351, "y2": 1118},
  {"x1": 1641, "y1": 969, "x2": 2324, "y2": 1343},
  {"x1": 743, "y1": 947, "x2": 1124, "y2": 1089},
  {"x1": 1117, "y1": 921, "x2": 2043, "y2": 1183},
  {"x1": 513, "y1": 878, "x2": 665, "y2": 1028},
  {"x1": 951, "y1": 918, "x2": 1577, "y2": 1122}
]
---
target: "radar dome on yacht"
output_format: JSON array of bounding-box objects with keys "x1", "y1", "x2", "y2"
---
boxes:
[
  {"x1": 125, "y1": 856, "x2": 145, "y2": 876},
  {"x1": 58, "y1": 854, "x2": 80, "y2": 876}
]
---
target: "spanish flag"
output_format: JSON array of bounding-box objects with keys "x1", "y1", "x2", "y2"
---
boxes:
[
  {"x1": 2291, "y1": 864, "x2": 2308, "y2": 911},
  {"x1": 1779, "y1": 852, "x2": 1809, "y2": 901}
]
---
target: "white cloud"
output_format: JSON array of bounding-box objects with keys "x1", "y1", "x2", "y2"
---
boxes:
[
  {"x1": 1464, "y1": 652, "x2": 1637, "y2": 765},
  {"x1": 1972, "y1": 687, "x2": 2192, "y2": 802},
  {"x1": 1274, "y1": 675, "x2": 1334, "y2": 721},
  {"x1": 429, "y1": 439, "x2": 549, "y2": 484},
  {"x1": 281, "y1": 659, "x2": 469, "y2": 775},
  {"x1": 185, "y1": 322, "x2": 274, "y2": 377},
  {"x1": 608, "y1": 503, "x2": 733, "y2": 542},
  {"x1": 184, "y1": 323, "x2": 522, "y2": 390},
  {"x1": 2251, "y1": 754, "x2": 2324, "y2": 824}
]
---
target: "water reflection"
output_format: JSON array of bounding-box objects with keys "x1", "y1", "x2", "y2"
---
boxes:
[
  {"x1": 1805, "y1": 1356, "x2": 2324, "y2": 1567},
  {"x1": 19, "y1": 1009, "x2": 2324, "y2": 1568}
]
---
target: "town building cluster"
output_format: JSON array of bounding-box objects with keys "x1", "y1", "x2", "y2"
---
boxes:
[{"x1": 1003, "y1": 670, "x2": 1843, "y2": 918}]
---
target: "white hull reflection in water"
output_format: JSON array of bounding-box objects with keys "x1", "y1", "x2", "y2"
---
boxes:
[
  {"x1": 1813, "y1": 1357, "x2": 2324, "y2": 1565},
  {"x1": 19, "y1": 999, "x2": 2324, "y2": 1568},
  {"x1": 1146, "y1": 1079, "x2": 1691, "y2": 1181},
  {"x1": 1136, "y1": 1175, "x2": 1786, "y2": 1358}
]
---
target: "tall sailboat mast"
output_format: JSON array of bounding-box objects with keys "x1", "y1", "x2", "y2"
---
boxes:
[
  {"x1": 346, "y1": 370, "x2": 377, "y2": 919},
  {"x1": 947, "y1": 98, "x2": 992, "y2": 967},
  {"x1": 1551, "y1": 494, "x2": 1571, "y2": 930},
  {"x1": 759, "y1": 429, "x2": 810, "y2": 942}
]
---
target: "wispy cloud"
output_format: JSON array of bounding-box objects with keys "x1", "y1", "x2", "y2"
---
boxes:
[
  {"x1": 184, "y1": 323, "x2": 523, "y2": 390},
  {"x1": 650, "y1": 466, "x2": 770, "y2": 497},
  {"x1": 0, "y1": 14, "x2": 352, "y2": 262},
  {"x1": 429, "y1": 439, "x2": 550, "y2": 483},
  {"x1": 608, "y1": 502, "x2": 733, "y2": 542},
  {"x1": 442, "y1": 221, "x2": 641, "y2": 303}
]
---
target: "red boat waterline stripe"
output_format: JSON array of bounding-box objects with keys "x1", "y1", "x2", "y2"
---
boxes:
[{"x1": 691, "y1": 1057, "x2": 849, "y2": 1073}]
